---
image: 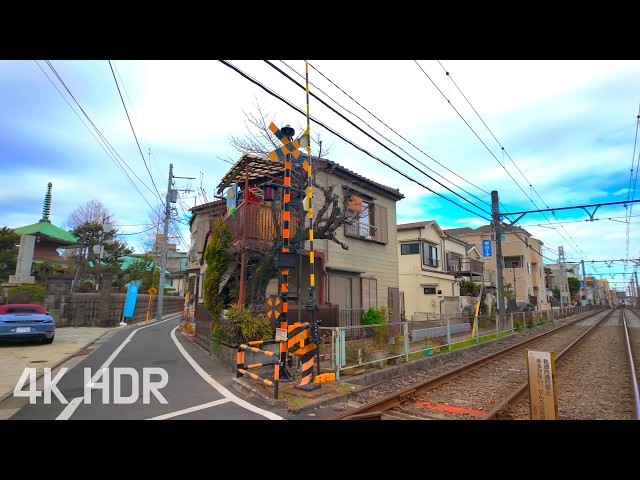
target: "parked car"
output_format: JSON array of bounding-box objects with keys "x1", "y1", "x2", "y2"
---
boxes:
[{"x1": 0, "y1": 304, "x2": 56, "y2": 344}]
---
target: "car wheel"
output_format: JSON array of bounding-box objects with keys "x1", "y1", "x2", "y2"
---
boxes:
[{"x1": 42, "y1": 335, "x2": 55, "y2": 345}]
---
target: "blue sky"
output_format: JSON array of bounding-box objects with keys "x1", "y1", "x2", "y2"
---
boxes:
[{"x1": 1, "y1": 60, "x2": 639, "y2": 293}]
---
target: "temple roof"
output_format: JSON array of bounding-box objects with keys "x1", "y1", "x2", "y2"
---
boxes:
[{"x1": 14, "y1": 221, "x2": 78, "y2": 245}]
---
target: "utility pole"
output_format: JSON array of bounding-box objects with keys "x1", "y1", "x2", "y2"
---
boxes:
[
  {"x1": 491, "y1": 191, "x2": 506, "y2": 316},
  {"x1": 558, "y1": 246, "x2": 569, "y2": 308},
  {"x1": 581, "y1": 260, "x2": 587, "y2": 306},
  {"x1": 156, "y1": 164, "x2": 194, "y2": 321}
]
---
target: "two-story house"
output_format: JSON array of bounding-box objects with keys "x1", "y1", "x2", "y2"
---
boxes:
[
  {"x1": 545, "y1": 261, "x2": 581, "y2": 306},
  {"x1": 188, "y1": 153, "x2": 404, "y2": 346},
  {"x1": 397, "y1": 221, "x2": 484, "y2": 320},
  {"x1": 186, "y1": 199, "x2": 227, "y2": 307},
  {"x1": 444, "y1": 224, "x2": 550, "y2": 312}
]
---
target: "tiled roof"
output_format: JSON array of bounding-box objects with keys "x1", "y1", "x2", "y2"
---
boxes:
[
  {"x1": 216, "y1": 153, "x2": 405, "y2": 201},
  {"x1": 398, "y1": 221, "x2": 436, "y2": 230},
  {"x1": 14, "y1": 221, "x2": 78, "y2": 245}
]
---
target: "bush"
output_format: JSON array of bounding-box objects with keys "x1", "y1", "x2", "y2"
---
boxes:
[
  {"x1": 225, "y1": 304, "x2": 273, "y2": 344},
  {"x1": 362, "y1": 306, "x2": 385, "y2": 325},
  {"x1": 7, "y1": 284, "x2": 45, "y2": 304},
  {"x1": 362, "y1": 306, "x2": 386, "y2": 344}
]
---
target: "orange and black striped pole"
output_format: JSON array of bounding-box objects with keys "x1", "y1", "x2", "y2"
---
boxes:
[
  {"x1": 269, "y1": 123, "x2": 298, "y2": 382},
  {"x1": 281, "y1": 135, "x2": 292, "y2": 380}
]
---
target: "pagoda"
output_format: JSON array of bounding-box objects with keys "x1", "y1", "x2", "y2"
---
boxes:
[{"x1": 7, "y1": 182, "x2": 78, "y2": 285}]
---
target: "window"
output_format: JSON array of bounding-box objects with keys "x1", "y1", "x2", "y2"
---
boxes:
[
  {"x1": 423, "y1": 287, "x2": 437, "y2": 294},
  {"x1": 504, "y1": 256, "x2": 521, "y2": 268},
  {"x1": 343, "y1": 189, "x2": 388, "y2": 244},
  {"x1": 401, "y1": 243, "x2": 419, "y2": 255},
  {"x1": 423, "y1": 244, "x2": 438, "y2": 267}
]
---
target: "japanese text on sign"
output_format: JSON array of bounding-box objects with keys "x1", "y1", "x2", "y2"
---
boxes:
[{"x1": 527, "y1": 350, "x2": 558, "y2": 420}]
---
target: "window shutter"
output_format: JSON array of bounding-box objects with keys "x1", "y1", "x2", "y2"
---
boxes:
[{"x1": 373, "y1": 204, "x2": 388, "y2": 244}]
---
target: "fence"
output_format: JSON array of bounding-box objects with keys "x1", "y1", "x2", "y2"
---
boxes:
[
  {"x1": 236, "y1": 340, "x2": 282, "y2": 399},
  {"x1": 61, "y1": 293, "x2": 185, "y2": 327},
  {"x1": 315, "y1": 304, "x2": 597, "y2": 379}
]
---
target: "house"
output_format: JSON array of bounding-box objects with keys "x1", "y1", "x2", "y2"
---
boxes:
[
  {"x1": 443, "y1": 224, "x2": 550, "y2": 312},
  {"x1": 397, "y1": 220, "x2": 484, "y2": 320},
  {"x1": 149, "y1": 234, "x2": 188, "y2": 295},
  {"x1": 187, "y1": 152, "x2": 404, "y2": 345},
  {"x1": 186, "y1": 199, "x2": 227, "y2": 306},
  {"x1": 545, "y1": 261, "x2": 581, "y2": 306}
]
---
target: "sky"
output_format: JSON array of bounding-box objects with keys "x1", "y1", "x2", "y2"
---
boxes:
[{"x1": 1, "y1": 59, "x2": 639, "y2": 294}]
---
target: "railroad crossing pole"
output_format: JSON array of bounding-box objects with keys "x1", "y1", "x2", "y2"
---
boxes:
[
  {"x1": 268, "y1": 123, "x2": 301, "y2": 382},
  {"x1": 267, "y1": 121, "x2": 320, "y2": 390}
]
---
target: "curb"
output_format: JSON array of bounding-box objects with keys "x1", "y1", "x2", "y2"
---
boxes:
[{"x1": 0, "y1": 327, "x2": 117, "y2": 405}]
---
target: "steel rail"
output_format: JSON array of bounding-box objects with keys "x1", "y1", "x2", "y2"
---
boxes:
[
  {"x1": 480, "y1": 309, "x2": 614, "y2": 419},
  {"x1": 328, "y1": 310, "x2": 599, "y2": 420}
]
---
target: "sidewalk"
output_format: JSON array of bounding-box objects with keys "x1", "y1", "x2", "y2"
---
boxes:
[{"x1": 0, "y1": 325, "x2": 118, "y2": 404}]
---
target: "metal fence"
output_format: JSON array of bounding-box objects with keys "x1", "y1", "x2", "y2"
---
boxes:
[{"x1": 315, "y1": 304, "x2": 597, "y2": 379}]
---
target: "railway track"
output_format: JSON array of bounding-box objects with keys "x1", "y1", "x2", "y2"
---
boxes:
[{"x1": 328, "y1": 308, "x2": 640, "y2": 420}]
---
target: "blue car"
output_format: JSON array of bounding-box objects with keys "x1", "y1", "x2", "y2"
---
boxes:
[{"x1": 0, "y1": 304, "x2": 56, "y2": 344}]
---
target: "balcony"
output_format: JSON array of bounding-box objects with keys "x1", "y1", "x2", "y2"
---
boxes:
[
  {"x1": 446, "y1": 254, "x2": 484, "y2": 277},
  {"x1": 224, "y1": 200, "x2": 300, "y2": 252},
  {"x1": 344, "y1": 221, "x2": 379, "y2": 242}
]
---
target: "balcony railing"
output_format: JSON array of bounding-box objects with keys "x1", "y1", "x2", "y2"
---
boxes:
[
  {"x1": 344, "y1": 221, "x2": 379, "y2": 241},
  {"x1": 224, "y1": 200, "x2": 300, "y2": 250},
  {"x1": 446, "y1": 255, "x2": 484, "y2": 277}
]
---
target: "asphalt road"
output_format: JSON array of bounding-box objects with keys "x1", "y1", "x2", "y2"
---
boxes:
[{"x1": 5, "y1": 314, "x2": 293, "y2": 420}]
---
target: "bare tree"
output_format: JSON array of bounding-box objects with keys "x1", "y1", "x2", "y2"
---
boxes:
[
  {"x1": 137, "y1": 202, "x2": 183, "y2": 254},
  {"x1": 220, "y1": 99, "x2": 370, "y2": 305},
  {"x1": 64, "y1": 199, "x2": 115, "y2": 231},
  {"x1": 224, "y1": 98, "x2": 333, "y2": 162}
]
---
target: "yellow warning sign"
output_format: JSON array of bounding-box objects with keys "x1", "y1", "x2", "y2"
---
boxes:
[{"x1": 148, "y1": 287, "x2": 158, "y2": 295}]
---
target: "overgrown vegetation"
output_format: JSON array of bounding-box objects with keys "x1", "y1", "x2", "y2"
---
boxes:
[
  {"x1": 211, "y1": 303, "x2": 274, "y2": 348},
  {"x1": 203, "y1": 218, "x2": 232, "y2": 320}
]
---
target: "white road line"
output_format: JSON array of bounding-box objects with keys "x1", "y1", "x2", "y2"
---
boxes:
[
  {"x1": 165, "y1": 326, "x2": 284, "y2": 420},
  {"x1": 56, "y1": 315, "x2": 179, "y2": 420},
  {"x1": 147, "y1": 398, "x2": 233, "y2": 420}
]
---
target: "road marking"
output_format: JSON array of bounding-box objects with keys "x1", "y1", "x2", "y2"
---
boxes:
[
  {"x1": 147, "y1": 398, "x2": 232, "y2": 420},
  {"x1": 56, "y1": 315, "x2": 179, "y2": 420},
  {"x1": 164, "y1": 326, "x2": 284, "y2": 420}
]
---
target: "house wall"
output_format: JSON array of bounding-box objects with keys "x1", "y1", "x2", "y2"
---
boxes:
[
  {"x1": 312, "y1": 169, "x2": 400, "y2": 314},
  {"x1": 398, "y1": 224, "x2": 466, "y2": 318},
  {"x1": 448, "y1": 228, "x2": 550, "y2": 312}
]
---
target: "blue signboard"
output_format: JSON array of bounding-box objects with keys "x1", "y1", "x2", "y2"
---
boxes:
[
  {"x1": 123, "y1": 283, "x2": 140, "y2": 318},
  {"x1": 482, "y1": 240, "x2": 492, "y2": 257}
]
